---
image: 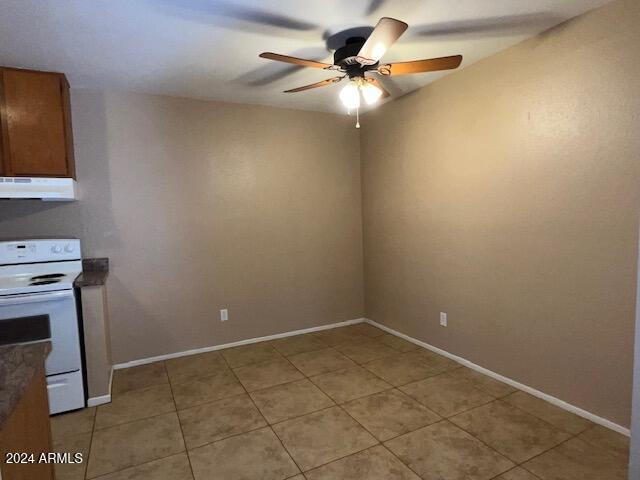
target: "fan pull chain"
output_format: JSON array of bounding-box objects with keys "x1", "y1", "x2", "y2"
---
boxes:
[{"x1": 356, "y1": 107, "x2": 360, "y2": 129}]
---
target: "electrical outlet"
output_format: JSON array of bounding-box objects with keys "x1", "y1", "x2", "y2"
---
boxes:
[
  {"x1": 220, "y1": 309, "x2": 228, "y2": 322},
  {"x1": 439, "y1": 312, "x2": 447, "y2": 327}
]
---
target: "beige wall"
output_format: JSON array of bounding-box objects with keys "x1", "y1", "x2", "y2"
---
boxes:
[
  {"x1": 361, "y1": 0, "x2": 640, "y2": 427},
  {"x1": 0, "y1": 91, "x2": 364, "y2": 363}
]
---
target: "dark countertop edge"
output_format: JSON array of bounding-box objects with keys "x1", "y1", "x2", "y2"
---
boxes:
[
  {"x1": 74, "y1": 257, "x2": 109, "y2": 287},
  {"x1": 0, "y1": 341, "x2": 51, "y2": 429}
]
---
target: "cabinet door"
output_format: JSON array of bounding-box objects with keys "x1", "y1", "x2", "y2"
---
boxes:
[
  {"x1": 1, "y1": 69, "x2": 72, "y2": 177},
  {"x1": 0, "y1": 367, "x2": 55, "y2": 480}
]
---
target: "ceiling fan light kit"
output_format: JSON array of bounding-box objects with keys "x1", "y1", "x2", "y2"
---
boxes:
[
  {"x1": 259, "y1": 17, "x2": 463, "y2": 127},
  {"x1": 361, "y1": 82, "x2": 383, "y2": 105},
  {"x1": 339, "y1": 82, "x2": 360, "y2": 109},
  {"x1": 339, "y1": 77, "x2": 383, "y2": 108}
]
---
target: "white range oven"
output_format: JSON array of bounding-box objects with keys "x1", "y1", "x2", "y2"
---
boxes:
[{"x1": 0, "y1": 239, "x2": 85, "y2": 414}]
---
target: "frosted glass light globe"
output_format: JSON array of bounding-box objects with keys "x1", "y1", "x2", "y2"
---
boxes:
[
  {"x1": 361, "y1": 83, "x2": 383, "y2": 105},
  {"x1": 339, "y1": 82, "x2": 360, "y2": 109}
]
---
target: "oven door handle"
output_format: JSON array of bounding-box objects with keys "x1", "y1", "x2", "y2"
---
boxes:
[{"x1": 0, "y1": 290, "x2": 74, "y2": 306}]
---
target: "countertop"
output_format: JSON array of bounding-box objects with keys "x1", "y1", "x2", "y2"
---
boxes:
[
  {"x1": 0, "y1": 341, "x2": 51, "y2": 429},
  {"x1": 74, "y1": 257, "x2": 109, "y2": 287}
]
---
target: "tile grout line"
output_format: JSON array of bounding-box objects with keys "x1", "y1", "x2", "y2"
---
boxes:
[
  {"x1": 82, "y1": 404, "x2": 97, "y2": 479},
  {"x1": 219, "y1": 345, "x2": 307, "y2": 478},
  {"x1": 366, "y1": 319, "x2": 630, "y2": 437},
  {"x1": 91, "y1": 406, "x2": 179, "y2": 432},
  {"x1": 172, "y1": 338, "x2": 508, "y2": 423},
  {"x1": 150, "y1": 342, "x2": 386, "y2": 423},
  {"x1": 510, "y1": 418, "x2": 620, "y2": 477},
  {"x1": 486, "y1": 465, "x2": 543, "y2": 480},
  {"x1": 268, "y1": 338, "x2": 362, "y2": 476},
  {"x1": 331, "y1": 397, "x2": 429, "y2": 480},
  {"x1": 285, "y1": 336, "x2": 394, "y2": 406},
  {"x1": 61, "y1": 329, "x2": 458, "y2": 478},
  {"x1": 92, "y1": 402, "x2": 365, "y2": 478},
  {"x1": 87, "y1": 453, "x2": 195, "y2": 480},
  {"x1": 225, "y1": 346, "x2": 431, "y2": 429},
  {"x1": 447, "y1": 411, "x2": 580, "y2": 475},
  {"x1": 164, "y1": 361, "x2": 198, "y2": 480},
  {"x1": 371, "y1": 359, "x2": 617, "y2": 475},
  {"x1": 224, "y1": 339, "x2": 623, "y2": 477},
  {"x1": 339, "y1": 342, "x2": 575, "y2": 477},
  {"x1": 291, "y1": 326, "x2": 432, "y2": 477},
  {"x1": 450, "y1": 394, "x2": 592, "y2": 453},
  {"x1": 255, "y1": 330, "x2": 416, "y2": 475},
  {"x1": 346, "y1": 391, "x2": 442, "y2": 445},
  {"x1": 514, "y1": 434, "x2": 581, "y2": 477},
  {"x1": 267, "y1": 329, "x2": 458, "y2": 453},
  {"x1": 329, "y1": 336, "x2": 616, "y2": 474},
  {"x1": 307, "y1": 373, "x2": 396, "y2": 407},
  {"x1": 288, "y1": 344, "x2": 357, "y2": 376},
  {"x1": 85, "y1": 363, "x2": 188, "y2": 479},
  {"x1": 268, "y1": 404, "x2": 338, "y2": 428},
  {"x1": 496, "y1": 395, "x2": 596, "y2": 437},
  {"x1": 177, "y1": 372, "x2": 465, "y2": 469},
  {"x1": 86, "y1": 326, "x2": 622, "y2": 479},
  {"x1": 397, "y1": 374, "x2": 499, "y2": 421},
  {"x1": 294, "y1": 441, "x2": 383, "y2": 476},
  {"x1": 118, "y1": 338, "x2": 377, "y2": 399},
  {"x1": 271, "y1": 336, "x2": 331, "y2": 358},
  {"x1": 185, "y1": 424, "x2": 282, "y2": 453},
  {"x1": 111, "y1": 319, "x2": 366, "y2": 370},
  {"x1": 89, "y1": 365, "x2": 196, "y2": 479},
  {"x1": 437, "y1": 417, "x2": 519, "y2": 475},
  {"x1": 388, "y1": 366, "x2": 488, "y2": 392},
  {"x1": 91, "y1": 383, "x2": 177, "y2": 432},
  {"x1": 379, "y1": 443, "x2": 426, "y2": 480}
]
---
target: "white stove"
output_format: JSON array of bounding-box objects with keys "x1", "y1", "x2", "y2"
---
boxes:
[{"x1": 0, "y1": 239, "x2": 85, "y2": 414}]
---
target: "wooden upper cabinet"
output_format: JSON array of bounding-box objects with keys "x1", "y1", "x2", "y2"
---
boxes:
[{"x1": 0, "y1": 67, "x2": 75, "y2": 178}]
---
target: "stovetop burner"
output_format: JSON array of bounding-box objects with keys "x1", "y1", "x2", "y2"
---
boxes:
[
  {"x1": 30, "y1": 280, "x2": 61, "y2": 286},
  {"x1": 31, "y1": 273, "x2": 66, "y2": 281}
]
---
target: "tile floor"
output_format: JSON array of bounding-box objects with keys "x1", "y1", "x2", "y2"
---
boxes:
[{"x1": 50, "y1": 323, "x2": 630, "y2": 480}]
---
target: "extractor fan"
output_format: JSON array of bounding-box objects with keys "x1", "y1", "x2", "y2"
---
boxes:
[{"x1": 259, "y1": 17, "x2": 463, "y2": 127}]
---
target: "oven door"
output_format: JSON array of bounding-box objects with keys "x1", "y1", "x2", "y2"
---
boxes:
[{"x1": 0, "y1": 289, "x2": 81, "y2": 376}]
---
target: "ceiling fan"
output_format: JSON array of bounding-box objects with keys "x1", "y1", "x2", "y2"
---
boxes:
[{"x1": 259, "y1": 17, "x2": 463, "y2": 126}]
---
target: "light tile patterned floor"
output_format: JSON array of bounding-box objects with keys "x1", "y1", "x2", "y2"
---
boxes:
[{"x1": 50, "y1": 323, "x2": 630, "y2": 480}]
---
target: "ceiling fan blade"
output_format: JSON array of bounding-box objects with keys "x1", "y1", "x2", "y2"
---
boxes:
[
  {"x1": 365, "y1": 0, "x2": 387, "y2": 16},
  {"x1": 366, "y1": 77, "x2": 390, "y2": 98},
  {"x1": 380, "y1": 55, "x2": 463, "y2": 76},
  {"x1": 356, "y1": 17, "x2": 408, "y2": 65},
  {"x1": 410, "y1": 13, "x2": 564, "y2": 40},
  {"x1": 161, "y1": 0, "x2": 319, "y2": 32},
  {"x1": 215, "y1": 1, "x2": 318, "y2": 31},
  {"x1": 259, "y1": 52, "x2": 333, "y2": 70},
  {"x1": 283, "y1": 76, "x2": 344, "y2": 93}
]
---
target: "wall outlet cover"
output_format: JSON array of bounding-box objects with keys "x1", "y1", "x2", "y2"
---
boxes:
[{"x1": 440, "y1": 312, "x2": 447, "y2": 327}]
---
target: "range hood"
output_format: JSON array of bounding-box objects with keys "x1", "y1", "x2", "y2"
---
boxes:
[{"x1": 0, "y1": 177, "x2": 77, "y2": 201}]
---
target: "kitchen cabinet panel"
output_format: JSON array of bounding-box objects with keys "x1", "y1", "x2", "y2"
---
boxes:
[{"x1": 0, "y1": 68, "x2": 75, "y2": 178}]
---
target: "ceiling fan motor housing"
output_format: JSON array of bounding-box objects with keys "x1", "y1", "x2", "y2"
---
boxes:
[
  {"x1": 259, "y1": 17, "x2": 463, "y2": 98},
  {"x1": 334, "y1": 37, "x2": 378, "y2": 78}
]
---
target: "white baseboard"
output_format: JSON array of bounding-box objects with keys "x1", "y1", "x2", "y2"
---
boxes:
[
  {"x1": 113, "y1": 318, "x2": 365, "y2": 370},
  {"x1": 87, "y1": 366, "x2": 114, "y2": 407},
  {"x1": 365, "y1": 318, "x2": 631, "y2": 437},
  {"x1": 87, "y1": 394, "x2": 111, "y2": 407}
]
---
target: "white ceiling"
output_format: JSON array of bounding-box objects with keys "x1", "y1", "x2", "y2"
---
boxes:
[{"x1": 0, "y1": 0, "x2": 610, "y2": 114}]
